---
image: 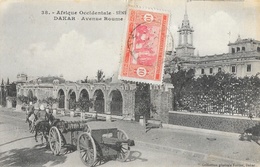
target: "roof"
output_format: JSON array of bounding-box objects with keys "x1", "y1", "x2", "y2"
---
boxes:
[
  {"x1": 228, "y1": 38, "x2": 260, "y2": 46},
  {"x1": 28, "y1": 76, "x2": 65, "y2": 84}
]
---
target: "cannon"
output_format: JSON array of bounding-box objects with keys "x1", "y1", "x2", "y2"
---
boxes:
[{"x1": 48, "y1": 120, "x2": 135, "y2": 167}]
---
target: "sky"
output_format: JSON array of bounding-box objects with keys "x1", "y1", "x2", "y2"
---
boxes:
[{"x1": 0, "y1": 0, "x2": 259, "y2": 82}]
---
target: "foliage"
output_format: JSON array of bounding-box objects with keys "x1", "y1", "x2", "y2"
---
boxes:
[
  {"x1": 17, "y1": 95, "x2": 37, "y2": 104},
  {"x1": 170, "y1": 69, "x2": 195, "y2": 110},
  {"x1": 171, "y1": 70, "x2": 260, "y2": 117},
  {"x1": 69, "y1": 98, "x2": 77, "y2": 110},
  {"x1": 76, "y1": 97, "x2": 94, "y2": 112},
  {"x1": 8, "y1": 82, "x2": 16, "y2": 97},
  {"x1": 81, "y1": 76, "x2": 88, "y2": 83},
  {"x1": 134, "y1": 83, "x2": 153, "y2": 118},
  {"x1": 41, "y1": 97, "x2": 58, "y2": 108},
  {"x1": 58, "y1": 95, "x2": 65, "y2": 108},
  {"x1": 96, "y1": 70, "x2": 105, "y2": 82}
]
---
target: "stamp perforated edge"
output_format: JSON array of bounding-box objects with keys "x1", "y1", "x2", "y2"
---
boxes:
[{"x1": 118, "y1": 5, "x2": 171, "y2": 85}]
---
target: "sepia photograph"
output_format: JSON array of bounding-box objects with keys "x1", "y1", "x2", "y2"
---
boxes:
[{"x1": 0, "y1": 0, "x2": 259, "y2": 166}]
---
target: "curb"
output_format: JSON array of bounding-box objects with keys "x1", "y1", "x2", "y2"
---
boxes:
[
  {"x1": 162, "y1": 123, "x2": 240, "y2": 137},
  {"x1": 135, "y1": 140, "x2": 258, "y2": 165}
]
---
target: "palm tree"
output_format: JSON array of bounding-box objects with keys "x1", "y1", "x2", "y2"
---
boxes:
[{"x1": 96, "y1": 70, "x2": 105, "y2": 82}]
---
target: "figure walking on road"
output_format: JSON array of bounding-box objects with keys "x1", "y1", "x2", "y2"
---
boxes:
[{"x1": 26, "y1": 101, "x2": 35, "y2": 122}]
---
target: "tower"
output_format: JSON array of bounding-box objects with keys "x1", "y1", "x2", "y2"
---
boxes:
[
  {"x1": 0, "y1": 79, "x2": 5, "y2": 106},
  {"x1": 175, "y1": 2, "x2": 195, "y2": 57},
  {"x1": 17, "y1": 73, "x2": 27, "y2": 83}
]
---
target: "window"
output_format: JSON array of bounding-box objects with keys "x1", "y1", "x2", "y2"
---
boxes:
[
  {"x1": 247, "y1": 64, "x2": 251, "y2": 72},
  {"x1": 257, "y1": 47, "x2": 260, "y2": 52},
  {"x1": 232, "y1": 48, "x2": 235, "y2": 53},
  {"x1": 210, "y1": 68, "x2": 213, "y2": 74},
  {"x1": 231, "y1": 66, "x2": 236, "y2": 73},
  {"x1": 201, "y1": 69, "x2": 204, "y2": 74},
  {"x1": 178, "y1": 65, "x2": 181, "y2": 71},
  {"x1": 237, "y1": 47, "x2": 240, "y2": 52},
  {"x1": 242, "y1": 47, "x2": 245, "y2": 51},
  {"x1": 218, "y1": 67, "x2": 222, "y2": 72}
]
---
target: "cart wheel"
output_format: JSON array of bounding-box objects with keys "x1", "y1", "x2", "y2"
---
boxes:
[
  {"x1": 49, "y1": 126, "x2": 62, "y2": 155},
  {"x1": 117, "y1": 129, "x2": 130, "y2": 162},
  {"x1": 78, "y1": 132, "x2": 97, "y2": 167},
  {"x1": 84, "y1": 124, "x2": 91, "y2": 134}
]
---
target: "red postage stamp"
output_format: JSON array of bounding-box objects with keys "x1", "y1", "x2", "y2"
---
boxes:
[{"x1": 119, "y1": 7, "x2": 169, "y2": 84}]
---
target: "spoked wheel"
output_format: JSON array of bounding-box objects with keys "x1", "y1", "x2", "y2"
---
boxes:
[
  {"x1": 117, "y1": 129, "x2": 130, "y2": 162},
  {"x1": 78, "y1": 132, "x2": 97, "y2": 167},
  {"x1": 84, "y1": 124, "x2": 91, "y2": 134},
  {"x1": 49, "y1": 126, "x2": 62, "y2": 155}
]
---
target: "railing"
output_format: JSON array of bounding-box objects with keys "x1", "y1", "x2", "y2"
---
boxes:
[{"x1": 176, "y1": 90, "x2": 260, "y2": 118}]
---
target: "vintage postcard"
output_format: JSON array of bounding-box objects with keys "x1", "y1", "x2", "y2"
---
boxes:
[{"x1": 0, "y1": 0, "x2": 260, "y2": 167}]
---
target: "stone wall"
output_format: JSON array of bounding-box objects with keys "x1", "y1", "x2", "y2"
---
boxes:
[
  {"x1": 150, "y1": 85, "x2": 173, "y2": 123},
  {"x1": 122, "y1": 90, "x2": 135, "y2": 117},
  {"x1": 169, "y1": 111, "x2": 260, "y2": 133}
]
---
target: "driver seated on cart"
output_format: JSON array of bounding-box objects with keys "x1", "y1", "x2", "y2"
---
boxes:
[{"x1": 34, "y1": 104, "x2": 54, "y2": 128}]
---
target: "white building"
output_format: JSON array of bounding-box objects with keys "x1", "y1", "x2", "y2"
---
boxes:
[{"x1": 169, "y1": 8, "x2": 260, "y2": 78}]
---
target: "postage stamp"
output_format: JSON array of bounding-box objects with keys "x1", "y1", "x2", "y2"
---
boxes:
[{"x1": 118, "y1": 7, "x2": 170, "y2": 85}]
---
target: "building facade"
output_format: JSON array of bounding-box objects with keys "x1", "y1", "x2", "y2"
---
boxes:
[
  {"x1": 16, "y1": 73, "x2": 173, "y2": 123},
  {"x1": 169, "y1": 9, "x2": 260, "y2": 78}
]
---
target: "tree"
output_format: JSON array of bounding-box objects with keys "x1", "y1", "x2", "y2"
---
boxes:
[
  {"x1": 58, "y1": 95, "x2": 65, "y2": 108},
  {"x1": 17, "y1": 95, "x2": 37, "y2": 104},
  {"x1": 134, "y1": 83, "x2": 151, "y2": 122},
  {"x1": 17, "y1": 95, "x2": 37, "y2": 111},
  {"x1": 41, "y1": 97, "x2": 58, "y2": 109},
  {"x1": 69, "y1": 98, "x2": 77, "y2": 110},
  {"x1": 81, "y1": 76, "x2": 88, "y2": 83},
  {"x1": 170, "y1": 69, "x2": 195, "y2": 110},
  {"x1": 76, "y1": 97, "x2": 94, "y2": 113},
  {"x1": 8, "y1": 82, "x2": 17, "y2": 97},
  {"x1": 96, "y1": 70, "x2": 105, "y2": 82},
  {"x1": 171, "y1": 70, "x2": 260, "y2": 117}
]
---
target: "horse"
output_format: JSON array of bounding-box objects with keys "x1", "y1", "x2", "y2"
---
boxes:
[
  {"x1": 33, "y1": 112, "x2": 56, "y2": 145},
  {"x1": 26, "y1": 113, "x2": 37, "y2": 133}
]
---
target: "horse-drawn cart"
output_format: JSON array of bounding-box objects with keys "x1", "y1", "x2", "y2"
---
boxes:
[{"x1": 48, "y1": 120, "x2": 135, "y2": 167}]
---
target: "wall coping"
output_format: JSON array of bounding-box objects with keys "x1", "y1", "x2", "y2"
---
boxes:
[{"x1": 169, "y1": 111, "x2": 260, "y2": 121}]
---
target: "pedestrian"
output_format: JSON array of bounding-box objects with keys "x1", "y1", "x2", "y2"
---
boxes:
[
  {"x1": 249, "y1": 112, "x2": 253, "y2": 120},
  {"x1": 26, "y1": 101, "x2": 35, "y2": 123}
]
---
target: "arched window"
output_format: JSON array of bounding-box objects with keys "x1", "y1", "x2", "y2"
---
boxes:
[
  {"x1": 209, "y1": 68, "x2": 213, "y2": 74},
  {"x1": 237, "y1": 47, "x2": 240, "y2": 52},
  {"x1": 231, "y1": 66, "x2": 236, "y2": 73},
  {"x1": 201, "y1": 69, "x2": 204, "y2": 74},
  {"x1": 232, "y1": 48, "x2": 235, "y2": 53}
]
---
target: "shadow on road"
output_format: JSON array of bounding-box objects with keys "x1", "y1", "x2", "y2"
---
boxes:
[
  {"x1": 0, "y1": 146, "x2": 66, "y2": 167},
  {"x1": 0, "y1": 135, "x2": 34, "y2": 147},
  {"x1": 127, "y1": 150, "x2": 148, "y2": 162}
]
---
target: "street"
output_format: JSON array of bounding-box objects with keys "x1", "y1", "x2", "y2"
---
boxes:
[
  {"x1": 0, "y1": 108, "x2": 259, "y2": 167},
  {"x1": 0, "y1": 110, "x2": 199, "y2": 167}
]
